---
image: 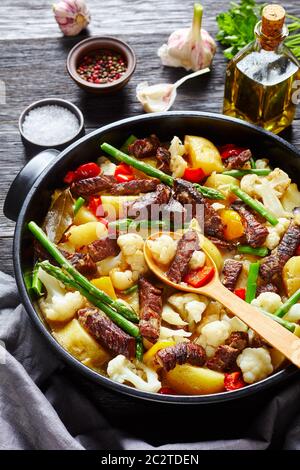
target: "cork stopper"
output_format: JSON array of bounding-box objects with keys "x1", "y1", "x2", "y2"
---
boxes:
[{"x1": 261, "y1": 4, "x2": 285, "y2": 38}]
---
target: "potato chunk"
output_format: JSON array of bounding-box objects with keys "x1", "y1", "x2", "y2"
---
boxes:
[
  {"x1": 54, "y1": 319, "x2": 109, "y2": 368},
  {"x1": 165, "y1": 364, "x2": 225, "y2": 395},
  {"x1": 66, "y1": 221, "x2": 108, "y2": 249},
  {"x1": 185, "y1": 136, "x2": 224, "y2": 175},
  {"x1": 283, "y1": 256, "x2": 300, "y2": 296}
]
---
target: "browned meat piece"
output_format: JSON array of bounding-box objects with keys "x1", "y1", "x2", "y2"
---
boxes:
[
  {"x1": 232, "y1": 201, "x2": 268, "y2": 248},
  {"x1": 174, "y1": 179, "x2": 224, "y2": 239},
  {"x1": 260, "y1": 223, "x2": 300, "y2": 281},
  {"x1": 110, "y1": 178, "x2": 160, "y2": 196},
  {"x1": 128, "y1": 134, "x2": 160, "y2": 158},
  {"x1": 71, "y1": 175, "x2": 116, "y2": 197},
  {"x1": 139, "y1": 277, "x2": 163, "y2": 343},
  {"x1": 225, "y1": 331, "x2": 248, "y2": 352},
  {"x1": 206, "y1": 345, "x2": 239, "y2": 372},
  {"x1": 156, "y1": 147, "x2": 171, "y2": 174},
  {"x1": 78, "y1": 307, "x2": 136, "y2": 358},
  {"x1": 87, "y1": 237, "x2": 120, "y2": 262},
  {"x1": 208, "y1": 237, "x2": 237, "y2": 251},
  {"x1": 250, "y1": 333, "x2": 267, "y2": 348},
  {"x1": 224, "y1": 149, "x2": 252, "y2": 169},
  {"x1": 124, "y1": 184, "x2": 171, "y2": 219},
  {"x1": 256, "y1": 282, "x2": 279, "y2": 297},
  {"x1": 167, "y1": 230, "x2": 199, "y2": 283},
  {"x1": 222, "y1": 259, "x2": 243, "y2": 291},
  {"x1": 61, "y1": 250, "x2": 97, "y2": 277},
  {"x1": 156, "y1": 342, "x2": 206, "y2": 371}
]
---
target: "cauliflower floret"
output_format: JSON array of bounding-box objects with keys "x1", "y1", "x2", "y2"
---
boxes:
[
  {"x1": 189, "y1": 250, "x2": 206, "y2": 270},
  {"x1": 159, "y1": 326, "x2": 192, "y2": 341},
  {"x1": 185, "y1": 300, "x2": 207, "y2": 323},
  {"x1": 147, "y1": 235, "x2": 177, "y2": 266},
  {"x1": 97, "y1": 252, "x2": 123, "y2": 276},
  {"x1": 251, "y1": 292, "x2": 283, "y2": 314},
  {"x1": 240, "y1": 170, "x2": 290, "y2": 218},
  {"x1": 38, "y1": 269, "x2": 84, "y2": 322},
  {"x1": 97, "y1": 156, "x2": 116, "y2": 175},
  {"x1": 110, "y1": 269, "x2": 134, "y2": 290},
  {"x1": 169, "y1": 136, "x2": 187, "y2": 178},
  {"x1": 117, "y1": 233, "x2": 147, "y2": 280},
  {"x1": 255, "y1": 159, "x2": 270, "y2": 169},
  {"x1": 211, "y1": 203, "x2": 226, "y2": 212},
  {"x1": 264, "y1": 217, "x2": 290, "y2": 250},
  {"x1": 284, "y1": 304, "x2": 300, "y2": 322},
  {"x1": 222, "y1": 314, "x2": 248, "y2": 333},
  {"x1": 237, "y1": 347, "x2": 273, "y2": 384},
  {"x1": 196, "y1": 320, "x2": 230, "y2": 357},
  {"x1": 161, "y1": 304, "x2": 188, "y2": 326},
  {"x1": 107, "y1": 355, "x2": 161, "y2": 392}
]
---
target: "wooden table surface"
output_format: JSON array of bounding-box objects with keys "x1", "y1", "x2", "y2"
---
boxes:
[{"x1": 1, "y1": 0, "x2": 299, "y2": 276}]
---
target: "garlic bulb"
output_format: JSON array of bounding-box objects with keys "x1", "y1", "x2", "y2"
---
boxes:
[
  {"x1": 158, "y1": 3, "x2": 216, "y2": 71},
  {"x1": 53, "y1": 0, "x2": 91, "y2": 36}
]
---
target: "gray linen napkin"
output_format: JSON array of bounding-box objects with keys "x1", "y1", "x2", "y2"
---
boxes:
[{"x1": 0, "y1": 270, "x2": 300, "y2": 450}]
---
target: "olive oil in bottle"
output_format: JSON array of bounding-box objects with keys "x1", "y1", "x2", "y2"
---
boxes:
[{"x1": 223, "y1": 4, "x2": 300, "y2": 134}]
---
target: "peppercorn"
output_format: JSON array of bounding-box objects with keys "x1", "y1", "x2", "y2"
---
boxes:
[{"x1": 77, "y1": 49, "x2": 127, "y2": 84}]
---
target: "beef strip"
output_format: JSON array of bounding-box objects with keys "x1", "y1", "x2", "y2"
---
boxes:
[
  {"x1": 87, "y1": 237, "x2": 120, "y2": 262},
  {"x1": 232, "y1": 201, "x2": 268, "y2": 248},
  {"x1": 256, "y1": 282, "x2": 279, "y2": 297},
  {"x1": 138, "y1": 276, "x2": 163, "y2": 343},
  {"x1": 222, "y1": 259, "x2": 243, "y2": 291},
  {"x1": 224, "y1": 149, "x2": 252, "y2": 169},
  {"x1": 208, "y1": 237, "x2": 237, "y2": 251},
  {"x1": 128, "y1": 134, "x2": 160, "y2": 158},
  {"x1": 156, "y1": 147, "x2": 171, "y2": 174},
  {"x1": 124, "y1": 183, "x2": 171, "y2": 219},
  {"x1": 173, "y1": 179, "x2": 224, "y2": 239},
  {"x1": 225, "y1": 331, "x2": 248, "y2": 352},
  {"x1": 250, "y1": 333, "x2": 267, "y2": 348},
  {"x1": 71, "y1": 175, "x2": 116, "y2": 197},
  {"x1": 260, "y1": 223, "x2": 300, "y2": 281},
  {"x1": 60, "y1": 250, "x2": 97, "y2": 277},
  {"x1": 110, "y1": 178, "x2": 160, "y2": 196},
  {"x1": 206, "y1": 345, "x2": 240, "y2": 372},
  {"x1": 156, "y1": 342, "x2": 206, "y2": 372},
  {"x1": 167, "y1": 230, "x2": 199, "y2": 284},
  {"x1": 78, "y1": 307, "x2": 136, "y2": 358}
]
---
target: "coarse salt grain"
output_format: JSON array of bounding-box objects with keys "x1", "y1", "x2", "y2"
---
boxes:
[{"x1": 22, "y1": 105, "x2": 80, "y2": 146}]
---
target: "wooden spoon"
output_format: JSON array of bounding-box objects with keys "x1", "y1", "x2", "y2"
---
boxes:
[{"x1": 144, "y1": 231, "x2": 300, "y2": 368}]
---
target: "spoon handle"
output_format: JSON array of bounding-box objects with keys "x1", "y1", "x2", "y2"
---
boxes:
[
  {"x1": 202, "y1": 281, "x2": 300, "y2": 368},
  {"x1": 174, "y1": 67, "x2": 210, "y2": 89}
]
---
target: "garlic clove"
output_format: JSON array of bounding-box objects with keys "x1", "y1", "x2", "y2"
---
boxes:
[
  {"x1": 53, "y1": 0, "x2": 91, "y2": 37},
  {"x1": 136, "y1": 82, "x2": 176, "y2": 113}
]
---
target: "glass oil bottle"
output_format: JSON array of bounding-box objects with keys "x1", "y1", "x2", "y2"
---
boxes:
[{"x1": 223, "y1": 4, "x2": 300, "y2": 134}]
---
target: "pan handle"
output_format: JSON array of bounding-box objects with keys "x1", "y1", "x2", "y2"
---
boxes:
[{"x1": 4, "y1": 149, "x2": 60, "y2": 222}]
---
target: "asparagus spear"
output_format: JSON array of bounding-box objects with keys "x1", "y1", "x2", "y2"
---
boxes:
[
  {"x1": 262, "y1": 310, "x2": 296, "y2": 333},
  {"x1": 223, "y1": 169, "x2": 271, "y2": 177},
  {"x1": 237, "y1": 245, "x2": 269, "y2": 257},
  {"x1": 100, "y1": 143, "x2": 225, "y2": 200},
  {"x1": 39, "y1": 260, "x2": 140, "y2": 338},
  {"x1": 27, "y1": 221, "x2": 138, "y2": 322},
  {"x1": 31, "y1": 262, "x2": 43, "y2": 297},
  {"x1": 122, "y1": 284, "x2": 139, "y2": 295},
  {"x1": 245, "y1": 261, "x2": 260, "y2": 303},
  {"x1": 230, "y1": 185, "x2": 279, "y2": 226},
  {"x1": 73, "y1": 197, "x2": 85, "y2": 215},
  {"x1": 274, "y1": 288, "x2": 300, "y2": 318},
  {"x1": 120, "y1": 134, "x2": 137, "y2": 153}
]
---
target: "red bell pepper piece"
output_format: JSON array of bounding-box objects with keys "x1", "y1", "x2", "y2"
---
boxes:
[
  {"x1": 234, "y1": 288, "x2": 246, "y2": 300},
  {"x1": 184, "y1": 266, "x2": 215, "y2": 288},
  {"x1": 224, "y1": 372, "x2": 245, "y2": 391},
  {"x1": 219, "y1": 144, "x2": 246, "y2": 160},
  {"x1": 158, "y1": 387, "x2": 177, "y2": 395},
  {"x1": 115, "y1": 163, "x2": 133, "y2": 176},
  {"x1": 115, "y1": 173, "x2": 134, "y2": 183},
  {"x1": 64, "y1": 162, "x2": 101, "y2": 184},
  {"x1": 88, "y1": 196, "x2": 104, "y2": 218},
  {"x1": 183, "y1": 167, "x2": 206, "y2": 183}
]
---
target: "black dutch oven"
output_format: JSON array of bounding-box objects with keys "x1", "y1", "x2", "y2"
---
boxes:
[{"x1": 4, "y1": 111, "x2": 300, "y2": 405}]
